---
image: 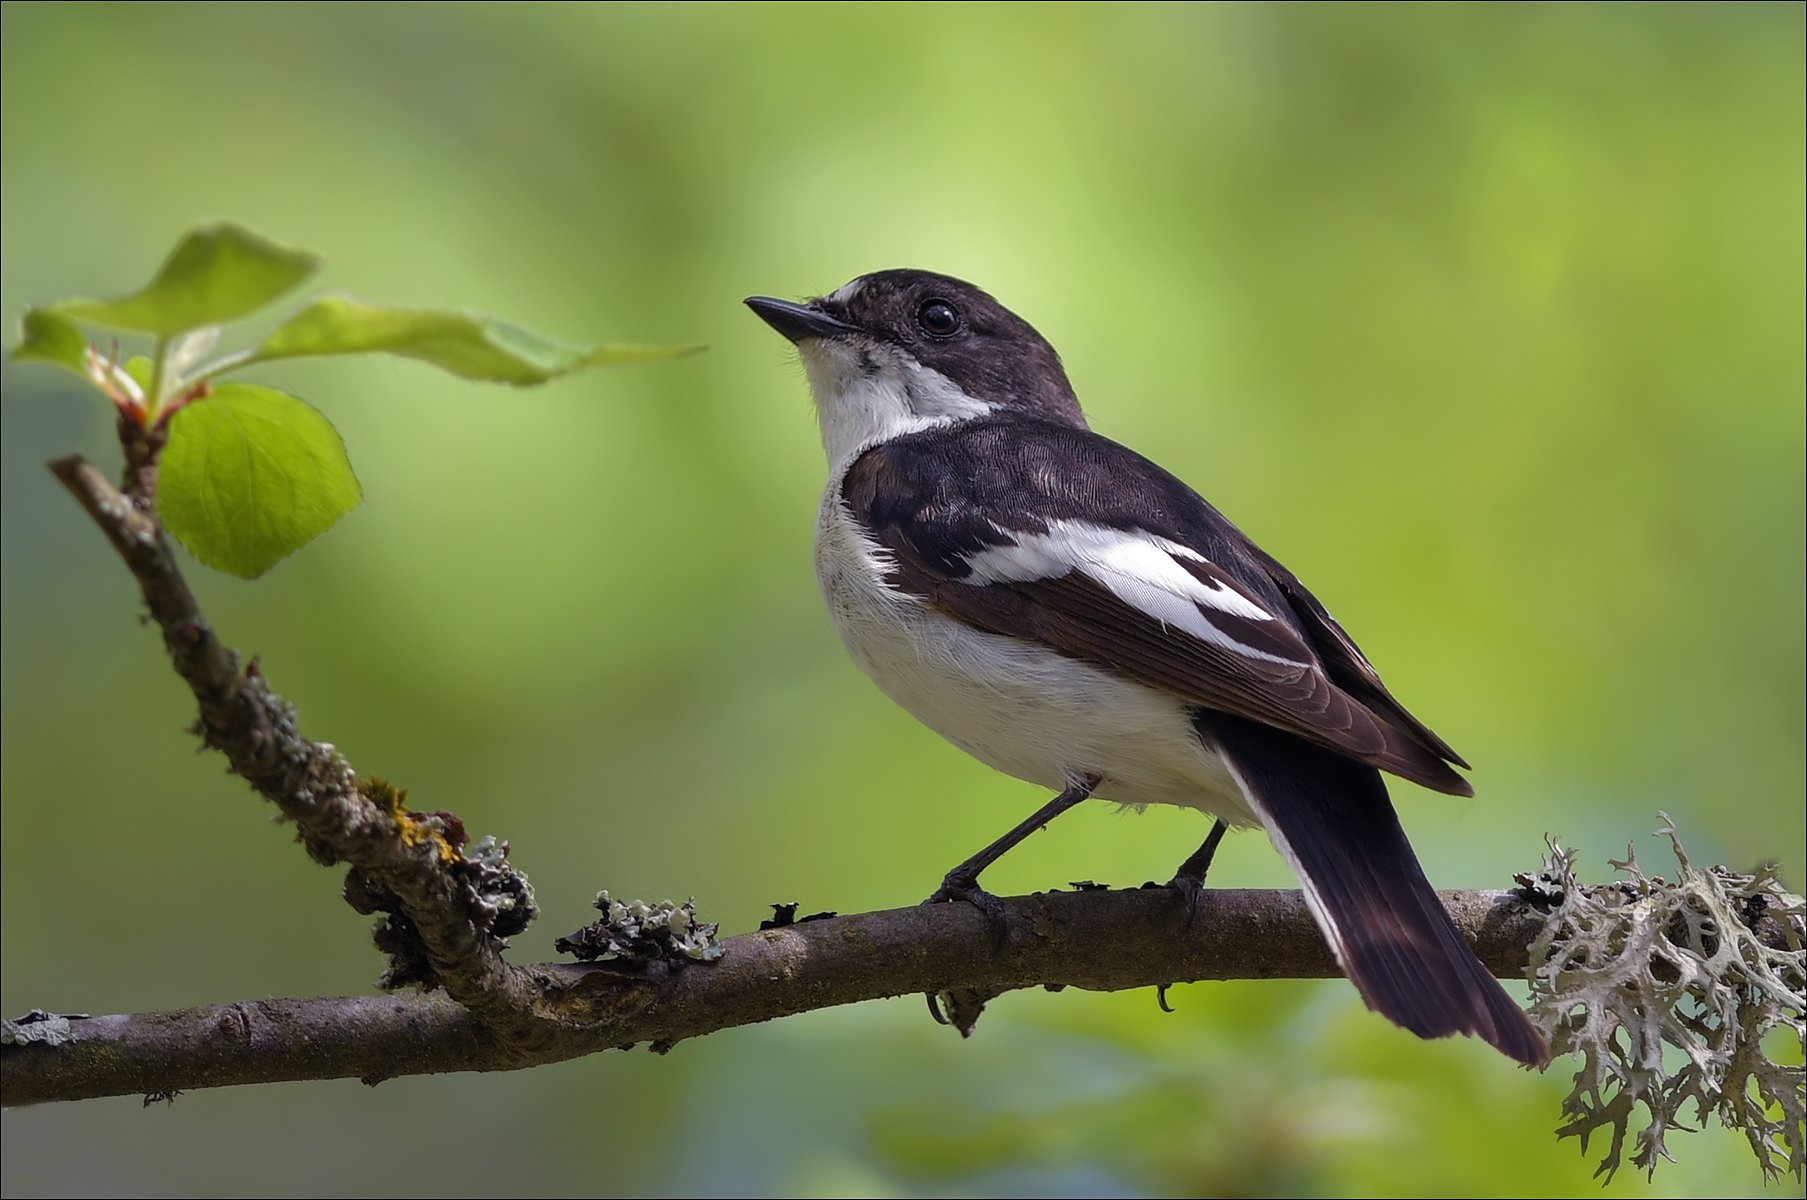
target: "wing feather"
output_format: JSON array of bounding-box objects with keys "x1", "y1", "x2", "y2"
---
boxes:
[{"x1": 844, "y1": 421, "x2": 1472, "y2": 795}]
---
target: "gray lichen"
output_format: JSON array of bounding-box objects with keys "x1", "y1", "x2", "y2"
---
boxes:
[
  {"x1": 463, "y1": 835, "x2": 538, "y2": 939},
  {"x1": 555, "y1": 892, "x2": 724, "y2": 965},
  {"x1": 1520, "y1": 815, "x2": 1805, "y2": 1181},
  {"x1": 1, "y1": 1009, "x2": 87, "y2": 1048}
]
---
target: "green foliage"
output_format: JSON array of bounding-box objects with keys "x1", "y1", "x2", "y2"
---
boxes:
[
  {"x1": 9, "y1": 222, "x2": 696, "y2": 577},
  {"x1": 52, "y1": 224, "x2": 319, "y2": 336},
  {"x1": 157, "y1": 383, "x2": 362, "y2": 579},
  {"x1": 256, "y1": 296, "x2": 700, "y2": 383},
  {"x1": 12, "y1": 308, "x2": 88, "y2": 375}
]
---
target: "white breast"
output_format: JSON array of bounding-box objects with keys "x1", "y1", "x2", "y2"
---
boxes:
[{"x1": 813, "y1": 484, "x2": 1258, "y2": 825}]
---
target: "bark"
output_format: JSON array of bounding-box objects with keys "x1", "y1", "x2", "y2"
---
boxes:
[{"x1": 3, "y1": 885, "x2": 1549, "y2": 1105}]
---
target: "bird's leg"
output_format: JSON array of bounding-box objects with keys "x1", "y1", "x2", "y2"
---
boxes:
[
  {"x1": 924, "y1": 774, "x2": 1099, "y2": 941},
  {"x1": 1167, "y1": 818, "x2": 1229, "y2": 929},
  {"x1": 923, "y1": 775, "x2": 1099, "y2": 1028}
]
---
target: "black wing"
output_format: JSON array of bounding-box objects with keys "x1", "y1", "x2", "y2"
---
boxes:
[{"x1": 842, "y1": 418, "x2": 1471, "y2": 795}]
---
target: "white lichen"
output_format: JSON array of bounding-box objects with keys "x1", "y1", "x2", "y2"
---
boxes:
[
  {"x1": 0, "y1": 1009, "x2": 88, "y2": 1047},
  {"x1": 555, "y1": 891, "x2": 724, "y2": 964},
  {"x1": 1522, "y1": 815, "x2": 1804, "y2": 1182}
]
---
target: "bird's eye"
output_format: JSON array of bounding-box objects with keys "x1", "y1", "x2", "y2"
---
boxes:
[{"x1": 916, "y1": 299, "x2": 961, "y2": 338}]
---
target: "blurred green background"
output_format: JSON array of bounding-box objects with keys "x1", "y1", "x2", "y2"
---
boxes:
[{"x1": 2, "y1": 3, "x2": 1801, "y2": 1196}]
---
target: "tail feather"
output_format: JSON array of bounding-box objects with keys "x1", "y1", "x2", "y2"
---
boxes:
[{"x1": 1197, "y1": 711, "x2": 1548, "y2": 1067}]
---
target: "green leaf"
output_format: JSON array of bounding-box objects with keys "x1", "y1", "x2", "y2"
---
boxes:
[
  {"x1": 12, "y1": 308, "x2": 91, "y2": 376},
  {"x1": 55, "y1": 223, "x2": 320, "y2": 335},
  {"x1": 165, "y1": 325, "x2": 222, "y2": 380},
  {"x1": 254, "y1": 296, "x2": 701, "y2": 384},
  {"x1": 158, "y1": 382, "x2": 361, "y2": 578},
  {"x1": 123, "y1": 357, "x2": 155, "y2": 394}
]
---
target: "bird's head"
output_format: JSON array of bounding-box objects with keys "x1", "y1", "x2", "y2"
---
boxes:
[{"x1": 746, "y1": 269, "x2": 1085, "y2": 467}]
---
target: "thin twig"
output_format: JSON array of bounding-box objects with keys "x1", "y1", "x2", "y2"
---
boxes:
[{"x1": 46, "y1": 453, "x2": 547, "y2": 1042}]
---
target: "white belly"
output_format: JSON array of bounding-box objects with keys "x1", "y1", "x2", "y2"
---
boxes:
[{"x1": 814, "y1": 488, "x2": 1258, "y2": 825}]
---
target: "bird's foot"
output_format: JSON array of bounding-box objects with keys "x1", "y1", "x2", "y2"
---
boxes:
[
  {"x1": 925, "y1": 984, "x2": 1005, "y2": 1035},
  {"x1": 922, "y1": 868, "x2": 1011, "y2": 949},
  {"x1": 1166, "y1": 870, "x2": 1206, "y2": 932},
  {"x1": 1167, "y1": 819, "x2": 1228, "y2": 932},
  {"x1": 920, "y1": 870, "x2": 1011, "y2": 1028}
]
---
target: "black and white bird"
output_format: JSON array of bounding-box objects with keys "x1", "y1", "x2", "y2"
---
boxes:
[{"x1": 745, "y1": 270, "x2": 1546, "y2": 1067}]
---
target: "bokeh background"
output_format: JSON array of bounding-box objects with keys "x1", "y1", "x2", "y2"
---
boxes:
[{"x1": 2, "y1": 3, "x2": 1801, "y2": 1196}]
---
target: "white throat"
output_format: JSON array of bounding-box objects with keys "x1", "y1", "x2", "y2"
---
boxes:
[{"x1": 797, "y1": 338, "x2": 994, "y2": 471}]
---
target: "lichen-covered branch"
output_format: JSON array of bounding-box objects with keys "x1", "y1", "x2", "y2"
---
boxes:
[
  {"x1": 46, "y1": 449, "x2": 547, "y2": 1043},
  {"x1": 19, "y1": 441, "x2": 1803, "y2": 1190},
  {"x1": 1, "y1": 885, "x2": 1545, "y2": 1105}
]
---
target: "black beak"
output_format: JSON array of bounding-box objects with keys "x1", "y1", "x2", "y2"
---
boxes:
[{"x1": 744, "y1": 296, "x2": 861, "y2": 343}]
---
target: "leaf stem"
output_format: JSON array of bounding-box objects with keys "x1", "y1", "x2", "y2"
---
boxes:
[
  {"x1": 185, "y1": 347, "x2": 261, "y2": 388},
  {"x1": 145, "y1": 335, "x2": 171, "y2": 420}
]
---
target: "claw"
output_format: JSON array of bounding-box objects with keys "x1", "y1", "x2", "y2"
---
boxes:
[
  {"x1": 1167, "y1": 819, "x2": 1228, "y2": 932},
  {"x1": 920, "y1": 871, "x2": 1014, "y2": 1023},
  {"x1": 1167, "y1": 871, "x2": 1205, "y2": 932},
  {"x1": 913, "y1": 778, "x2": 1101, "y2": 1030},
  {"x1": 923, "y1": 871, "x2": 1011, "y2": 949}
]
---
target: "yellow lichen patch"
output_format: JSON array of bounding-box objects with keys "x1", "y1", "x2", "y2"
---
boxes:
[
  {"x1": 400, "y1": 816, "x2": 433, "y2": 849},
  {"x1": 363, "y1": 776, "x2": 409, "y2": 821},
  {"x1": 361, "y1": 776, "x2": 465, "y2": 864},
  {"x1": 432, "y1": 831, "x2": 461, "y2": 865}
]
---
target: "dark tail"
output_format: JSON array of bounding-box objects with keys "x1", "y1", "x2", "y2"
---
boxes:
[{"x1": 1197, "y1": 711, "x2": 1548, "y2": 1067}]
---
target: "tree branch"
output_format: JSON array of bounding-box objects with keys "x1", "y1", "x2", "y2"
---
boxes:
[
  {"x1": 3, "y1": 885, "x2": 1548, "y2": 1106},
  {"x1": 46, "y1": 451, "x2": 549, "y2": 1043}
]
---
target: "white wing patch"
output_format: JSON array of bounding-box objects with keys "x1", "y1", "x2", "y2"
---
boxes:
[{"x1": 962, "y1": 520, "x2": 1306, "y2": 666}]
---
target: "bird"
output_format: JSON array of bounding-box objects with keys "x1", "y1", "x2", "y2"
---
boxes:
[{"x1": 744, "y1": 270, "x2": 1547, "y2": 1067}]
